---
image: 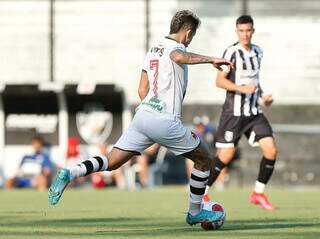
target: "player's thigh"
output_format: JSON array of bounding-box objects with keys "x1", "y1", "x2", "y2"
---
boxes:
[
  {"x1": 107, "y1": 147, "x2": 140, "y2": 171},
  {"x1": 114, "y1": 115, "x2": 154, "y2": 152},
  {"x1": 112, "y1": 125, "x2": 154, "y2": 170},
  {"x1": 215, "y1": 114, "x2": 242, "y2": 149},
  {"x1": 259, "y1": 136, "x2": 277, "y2": 159},
  {"x1": 250, "y1": 114, "x2": 273, "y2": 142}
]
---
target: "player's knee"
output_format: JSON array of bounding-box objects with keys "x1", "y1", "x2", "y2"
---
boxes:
[
  {"x1": 264, "y1": 146, "x2": 277, "y2": 160},
  {"x1": 218, "y1": 151, "x2": 234, "y2": 164}
]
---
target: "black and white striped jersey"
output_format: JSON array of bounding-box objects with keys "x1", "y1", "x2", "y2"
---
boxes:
[{"x1": 221, "y1": 42, "x2": 263, "y2": 116}]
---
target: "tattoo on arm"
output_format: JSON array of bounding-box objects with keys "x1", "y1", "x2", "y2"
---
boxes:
[{"x1": 170, "y1": 50, "x2": 213, "y2": 65}]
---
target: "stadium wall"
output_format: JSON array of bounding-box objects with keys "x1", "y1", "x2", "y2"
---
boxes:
[{"x1": 1, "y1": 0, "x2": 320, "y2": 104}]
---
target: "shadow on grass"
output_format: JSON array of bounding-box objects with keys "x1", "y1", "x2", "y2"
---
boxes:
[
  {"x1": 224, "y1": 219, "x2": 320, "y2": 231},
  {"x1": 1, "y1": 216, "x2": 320, "y2": 238}
]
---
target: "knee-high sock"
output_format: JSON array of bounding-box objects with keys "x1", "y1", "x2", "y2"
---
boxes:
[
  {"x1": 68, "y1": 156, "x2": 108, "y2": 180},
  {"x1": 189, "y1": 167, "x2": 209, "y2": 215},
  {"x1": 255, "y1": 157, "x2": 276, "y2": 193}
]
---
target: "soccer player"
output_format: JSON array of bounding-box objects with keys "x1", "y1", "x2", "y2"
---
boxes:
[
  {"x1": 204, "y1": 15, "x2": 277, "y2": 210},
  {"x1": 48, "y1": 10, "x2": 233, "y2": 225}
]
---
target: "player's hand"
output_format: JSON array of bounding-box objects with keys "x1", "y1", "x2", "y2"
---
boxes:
[
  {"x1": 212, "y1": 57, "x2": 234, "y2": 71},
  {"x1": 238, "y1": 84, "x2": 257, "y2": 94},
  {"x1": 262, "y1": 94, "x2": 274, "y2": 106}
]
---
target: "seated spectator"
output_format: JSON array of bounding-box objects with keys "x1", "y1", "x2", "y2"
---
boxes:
[{"x1": 5, "y1": 136, "x2": 52, "y2": 191}]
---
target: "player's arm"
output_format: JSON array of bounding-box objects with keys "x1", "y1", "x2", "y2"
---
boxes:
[
  {"x1": 169, "y1": 50, "x2": 233, "y2": 71},
  {"x1": 138, "y1": 70, "x2": 149, "y2": 101},
  {"x1": 216, "y1": 70, "x2": 256, "y2": 94},
  {"x1": 258, "y1": 84, "x2": 274, "y2": 106}
]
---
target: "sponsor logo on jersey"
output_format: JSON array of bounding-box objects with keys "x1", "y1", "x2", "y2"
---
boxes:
[{"x1": 141, "y1": 96, "x2": 165, "y2": 113}]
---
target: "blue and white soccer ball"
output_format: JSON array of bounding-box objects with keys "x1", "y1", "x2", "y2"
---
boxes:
[{"x1": 200, "y1": 200, "x2": 226, "y2": 230}]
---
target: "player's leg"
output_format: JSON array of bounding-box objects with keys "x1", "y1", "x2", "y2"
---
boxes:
[
  {"x1": 256, "y1": 136, "x2": 277, "y2": 191},
  {"x1": 48, "y1": 111, "x2": 153, "y2": 205},
  {"x1": 207, "y1": 147, "x2": 236, "y2": 187},
  {"x1": 48, "y1": 148, "x2": 137, "y2": 205},
  {"x1": 5, "y1": 177, "x2": 15, "y2": 189},
  {"x1": 147, "y1": 114, "x2": 224, "y2": 225},
  {"x1": 204, "y1": 114, "x2": 241, "y2": 199},
  {"x1": 249, "y1": 114, "x2": 277, "y2": 210},
  {"x1": 183, "y1": 142, "x2": 211, "y2": 215},
  {"x1": 182, "y1": 142, "x2": 225, "y2": 225}
]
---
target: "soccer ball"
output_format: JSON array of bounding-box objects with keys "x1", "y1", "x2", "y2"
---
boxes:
[{"x1": 200, "y1": 201, "x2": 226, "y2": 230}]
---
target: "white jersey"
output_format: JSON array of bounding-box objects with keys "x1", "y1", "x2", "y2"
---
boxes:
[
  {"x1": 114, "y1": 37, "x2": 200, "y2": 156},
  {"x1": 138, "y1": 36, "x2": 188, "y2": 118}
]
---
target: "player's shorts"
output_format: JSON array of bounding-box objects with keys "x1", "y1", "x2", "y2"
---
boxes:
[
  {"x1": 215, "y1": 113, "x2": 273, "y2": 148},
  {"x1": 114, "y1": 108, "x2": 200, "y2": 155},
  {"x1": 15, "y1": 177, "x2": 33, "y2": 188}
]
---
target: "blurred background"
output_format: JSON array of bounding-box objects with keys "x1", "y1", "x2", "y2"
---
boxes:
[{"x1": 0, "y1": 0, "x2": 319, "y2": 190}]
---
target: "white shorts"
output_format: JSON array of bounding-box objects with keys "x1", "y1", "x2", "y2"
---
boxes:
[{"x1": 114, "y1": 108, "x2": 200, "y2": 155}]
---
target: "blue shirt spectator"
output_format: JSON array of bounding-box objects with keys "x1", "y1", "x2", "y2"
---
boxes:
[{"x1": 5, "y1": 136, "x2": 52, "y2": 191}]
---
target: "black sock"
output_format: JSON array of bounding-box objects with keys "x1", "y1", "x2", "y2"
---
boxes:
[
  {"x1": 257, "y1": 156, "x2": 276, "y2": 184},
  {"x1": 207, "y1": 157, "x2": 226, "y2": 186}
]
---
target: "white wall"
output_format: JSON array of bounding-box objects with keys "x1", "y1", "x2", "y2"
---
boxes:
[
  {"x1": 1, "y1": 0, "x2": 320, "y2": 104},
  {"x1": 55, "y1": 0, "x2": 145, "y2": 106},
  {"x1": 0, "y1": 1, "x2": 49, "y2": 83}
]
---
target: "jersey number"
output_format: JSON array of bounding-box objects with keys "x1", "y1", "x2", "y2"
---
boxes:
[{"x1": 150, "y1": 59, "x2": 159, "y2": 97}]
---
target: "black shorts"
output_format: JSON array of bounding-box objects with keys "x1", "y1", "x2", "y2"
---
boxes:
[{"x1": 215, "y1": 113, "x2": 273, "y2": 148}]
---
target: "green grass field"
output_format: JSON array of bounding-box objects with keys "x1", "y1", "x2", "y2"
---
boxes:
[{"x1": 0, "y1": 187, "x2": 319, "y2": 239}]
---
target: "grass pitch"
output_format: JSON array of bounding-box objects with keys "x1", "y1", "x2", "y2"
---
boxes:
[{"x1": 0, "y1": 187, "x2": 319, "y2": 239}]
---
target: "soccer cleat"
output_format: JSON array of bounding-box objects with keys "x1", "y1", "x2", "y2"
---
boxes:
[
  {"x1": 48, "y1": 169, "x2": 71, "y2": 206},
  {"x1": 250, "y1": 192, "x2": 276, "y2": 210},
  {"x1": 186, "y1": 209, "x2": 224, "y2": 226}
]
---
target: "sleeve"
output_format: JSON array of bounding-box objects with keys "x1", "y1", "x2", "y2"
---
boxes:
[
  {"x1": 142, "y1": 51, "x2": 150, "y2": 72},
  {"x1": 258, "y1": 46, "x2": 263, "y2": 59},
  {"x1": 171, "y1": 43, "x2": 186, "y2": 53},
  {"x1": 222, "y1": 47, "x2": 235, "y2": 61}
]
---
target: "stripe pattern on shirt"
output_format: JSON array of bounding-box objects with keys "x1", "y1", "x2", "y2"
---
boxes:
[{"x1": 222, "y1": 42, "x2": 263, "y2": 116}]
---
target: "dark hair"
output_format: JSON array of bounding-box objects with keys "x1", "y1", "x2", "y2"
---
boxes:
[
  {"x1": 170, "y1": 10, "x2": 201, "y2": 34},
  {"x1": 32, "y1": 135, "x2": 44, "y2": 144},
  {"x1": 236, "y1": 15, "x2": 254, "y2": 25}
]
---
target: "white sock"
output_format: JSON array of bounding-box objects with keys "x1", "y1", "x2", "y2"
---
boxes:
[
  {"x1": 68, "y1": 164, "x2": 86, "y2": 180},
  {"x1": 189, "y1": 168, "x2": 209, "y2": 215},
  {"x1": 204, "y1": 185, "x2": 210, "y2": 195},
  {"x1": 254, "y1": 181, "x2": 266, "y2": 194},
  {"x1": 68, "y1": 156, "x2": 108, "y2": 180}
]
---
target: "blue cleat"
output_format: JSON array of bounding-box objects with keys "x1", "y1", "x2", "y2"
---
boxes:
[
  {"x1": 186, "y1": 209, "x2": 224, "y2": 226},
  {"x1": 48, "y1": 169, "x2": 71, "y2": 206}
]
